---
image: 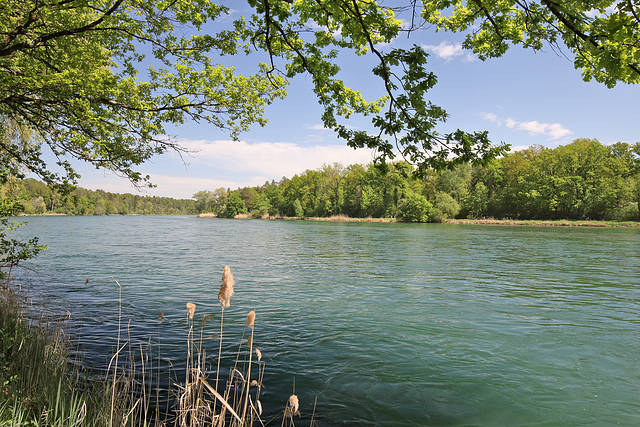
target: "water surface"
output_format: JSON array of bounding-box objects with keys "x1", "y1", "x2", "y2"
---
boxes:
[{"x1": 17, "y1": 216, "x2": 640, "y2": 425}]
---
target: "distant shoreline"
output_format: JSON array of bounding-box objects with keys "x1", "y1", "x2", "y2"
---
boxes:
[{"x1": 197, "y1": 213, "x2": 640, "y2": 228}]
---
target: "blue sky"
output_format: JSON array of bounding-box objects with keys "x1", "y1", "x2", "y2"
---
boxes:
[{"x1": 69, "y1": 7, "x2": 640, "y2": 199}]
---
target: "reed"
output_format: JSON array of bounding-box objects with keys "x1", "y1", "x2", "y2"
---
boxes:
[{"x1": 1, "y1": 266, "x2": 311, "y2": 426}]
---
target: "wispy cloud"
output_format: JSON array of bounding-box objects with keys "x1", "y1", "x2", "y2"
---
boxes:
[
  {"x1": 422, "y1": 41, "x2": 475, "y2": 62},
  {"x1": 303, "y1": 123, "x2": 331, "y2": 131},
  {"x1": 482, "y1": 113, "x2": 573, "y2": 140},
  {"x1": 179, "y1": 139, "x2": 374, "y2": 177}
]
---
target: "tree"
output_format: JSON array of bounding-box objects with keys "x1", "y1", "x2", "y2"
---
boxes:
[
  {"x1": 5, "y1": 1, "x2": 636, "y2": 192},
  {"x1": 222, "y1": 192, "x2": 247, "y2": 218},
  {"x1": 397, "y1": 192, "x2": 433, "y2": 223},
  {"x1": 432, "y1": 191, "x2": 460, "y2": 222},
  {"x1": 423, "y1": 0, "x2": 640, "y2": 88},
  {"x1": 0, "y1": 0, "x2": 638, "y2": 231},
  {"x1": 192, "y1": 190, "x2": 216, "y2": 213}
]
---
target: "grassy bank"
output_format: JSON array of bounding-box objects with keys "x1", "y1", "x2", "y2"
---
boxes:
[
  {"x1": 0, "y1": 268, "x2": 305, "y2": 426},
  {"x1": 0, "y1": 283, "x2": 108, "y2": 426},
  {"x1": 444, "y1": 218, "x2": 640, "y2": 228}
]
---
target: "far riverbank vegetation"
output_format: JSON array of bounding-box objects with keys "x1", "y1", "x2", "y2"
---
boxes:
[{"x1": 3, "y1": 139, "x2": 640, "y2": 223}]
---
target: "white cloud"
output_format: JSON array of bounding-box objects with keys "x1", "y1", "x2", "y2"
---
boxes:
[
  {"x1": 518, "y1": 120, "x2": 548, "y2": 135},
  {"x1": 482, "y1": 113, "x2": 572, "y2": 140},
  {"x1": 505, "y1": 118, "x2": 517, "y2": 129},
  {"x1": 179, "y1": 139, "x2": 374, "y2": 178},
  {"x1": 481, "y1": 112, "x2": 500, "y2": 124},
  {"x1": 72, "y1": 139, "x2": 375, "y2": 199},
  {"x1": 422, "y1": 41, "x2": 475, "y2": 62},
  {"x1": 303, "y1": 123, "x2": 331, "y2": 131},
  {"x1": 546, "y1": 123, "x2": 573, "y2": 139}
]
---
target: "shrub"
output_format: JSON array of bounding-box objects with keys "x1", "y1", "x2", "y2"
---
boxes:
[{"x1": 397, "y1": 192, "x2": 433, "y2": 223}]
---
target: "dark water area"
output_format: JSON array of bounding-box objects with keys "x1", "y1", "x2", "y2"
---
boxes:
[{"x1": 13, "y1": 216, "x2": 640, "y2": 425}]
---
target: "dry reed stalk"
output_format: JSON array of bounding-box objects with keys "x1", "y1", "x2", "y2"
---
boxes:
[
  {"x1": 109, "y1": 280, "x2": 123, "y2": 427},
  {"x1": 241, "y1": 311, "x2": 256, "y2": 424},
  {"x1": 216, "y1": 266, "x2": 234, "y2": 393},
  {"x1": 185, "y1": 302, "x2": 197, "y2": 423}
]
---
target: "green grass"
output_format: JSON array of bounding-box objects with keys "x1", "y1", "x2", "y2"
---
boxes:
[{"x1": 0, "y1": 285, "x2": 94, "y2": 426}]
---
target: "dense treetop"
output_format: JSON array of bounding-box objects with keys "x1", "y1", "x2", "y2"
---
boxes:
[{"x1": 197, "y1": 139, "x2": 640, "y2": 222}]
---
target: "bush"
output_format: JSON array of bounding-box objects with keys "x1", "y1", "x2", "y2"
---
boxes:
[
  {"x1": 432, "y1": 192, "x2": 460, "y2": 222},
  {"x1": 397, "y1": 192, "x2": 433, "y2": 223}
]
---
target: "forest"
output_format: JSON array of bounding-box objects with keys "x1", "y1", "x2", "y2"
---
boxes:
[
  {"x1": 1, "y1": 179, "x2": 197, "y2": 215},
  {"x1": 196, "y1": 139, "x2": 639, "y2": 222},
  {"x1": 5, "y1": 139, "x2": 639, "y2": 222}
]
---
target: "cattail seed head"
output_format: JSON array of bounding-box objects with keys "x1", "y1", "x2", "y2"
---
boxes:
[
  {"x1": 158, "y1": 311, "x2": 164, "y2": 322},
  {"x1": 255, "y1": 348, "x2": 262, "y2": 361},
  {"x1": 218, "y1": 266, "x2": 235, "y2": 308},
  {"x1": 246, "y1": 335, "x2": 253, "y2": 347},
  {"x1": 246, "y1": 310, "x2": 255, "y2": 327},
  {"x1": 186, "y1": 302, "x2": 196, "y2": 320},
  {"x1": 287, "y1": 394, "x2": 300, "y2": 416}
]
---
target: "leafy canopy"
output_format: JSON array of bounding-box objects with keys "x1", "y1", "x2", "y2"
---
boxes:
[{"x1": 1, "y1": 0, "x2": 639, "y2": 189}]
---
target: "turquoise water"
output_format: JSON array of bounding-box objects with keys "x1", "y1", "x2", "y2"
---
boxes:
[{"x1": 15, "y1": 216, "x2": 640, "y2": 425}]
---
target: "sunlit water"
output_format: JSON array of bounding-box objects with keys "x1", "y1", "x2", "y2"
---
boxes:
[{"x1": 14, "y1": 216, "x2": 640, "y2": 425}]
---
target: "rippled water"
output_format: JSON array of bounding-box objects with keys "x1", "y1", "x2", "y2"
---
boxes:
[{"x1": 15, "y1": 216, "x2": 640, "y2": 425}]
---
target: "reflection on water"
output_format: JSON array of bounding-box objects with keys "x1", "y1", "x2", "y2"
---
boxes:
[{"x1": 16, "y1": 216, "x2": 640, "y2": 425}]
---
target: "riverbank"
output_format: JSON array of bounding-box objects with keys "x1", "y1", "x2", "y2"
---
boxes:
[
  {"x1": 444, "y1": 218, "x2": 640, "y2": 228},
  {"x1": 198, "y1": 213, "x2": 639, "y2": 228}
]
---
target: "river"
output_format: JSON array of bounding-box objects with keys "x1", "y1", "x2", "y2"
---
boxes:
[{"x1": 14, "y1": 216, "x2": 640, "y2": 425}]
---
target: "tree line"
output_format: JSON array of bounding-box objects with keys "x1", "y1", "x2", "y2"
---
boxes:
[
  {"x1": 194, "y1": 139, "x2": 640, "y2": 222},
  {"x1": 5, "y1": 138, "x2": 639, "y2": 221},
  {"x1": 1, "y1": 179, "x2": 196, "y2": 216}
]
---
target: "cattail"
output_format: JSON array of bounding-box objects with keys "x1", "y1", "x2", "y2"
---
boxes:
[
  {"x1": 158, "y1": 311, "x2": 164, "y2": 321},
  {"x1": 246, "y1": 335, "x2": 253, "y2": 347},
  {"x1": 186, "y1": 302, "x2": 196, "y2": 320},
  {"x1": 218, "y1": 265, "x2": 235, "y2": 308},
  {"x1": 255, "y1": 348, "x2": 262, "y2": 361},
  {"x1": 250, "y1": 380, "x2": 258, "y2": 386},
  {"x1": 246, "y1": 310, "x2": 255, "y2": 327},
  {"x1": 287, "y1": 394, "x2": 300, "y2": 416}
]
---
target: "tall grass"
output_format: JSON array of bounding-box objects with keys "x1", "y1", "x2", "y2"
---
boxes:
[
  {"x1": 0, "y1": 266, "x2": 309, "y2": 426},
  {"x1": 0, "y1": 279, "x2": 98, "y2": 426}
]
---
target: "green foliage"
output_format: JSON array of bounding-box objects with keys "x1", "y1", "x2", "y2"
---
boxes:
[
  {"x1": 0, "y1": 0, "x2": 287, "y2": 188},
  {"x1": 292, "y1": 199, "x2": 304, "y2": 218},
  {"x1": 2, "y1": 0, "x2": 638, "y2": 196},
  {"x1": 0, "y1": 288, "x2": 93, "y2": 426},
  {"x1": 222, "y1": 192, "x2": 248, "y2": 218},
  {"x1": 193, "y1": 139, "x2": 639, "y2": 222},
  {"x1": 397, "y1": 192, "x2": 433, "y2": 223},
  {"x1": 423, "y1": 0, "x2": 640, "y2": 87},
  {"x1": 432, "y1": 192, "x2": 460, "y2": 222},
  {"x1": 4, "y1": 178, "x2": 197, "y2": 216},
  {"x1": 0, "y1": 194, "x2": 46, "y2": 281}
]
